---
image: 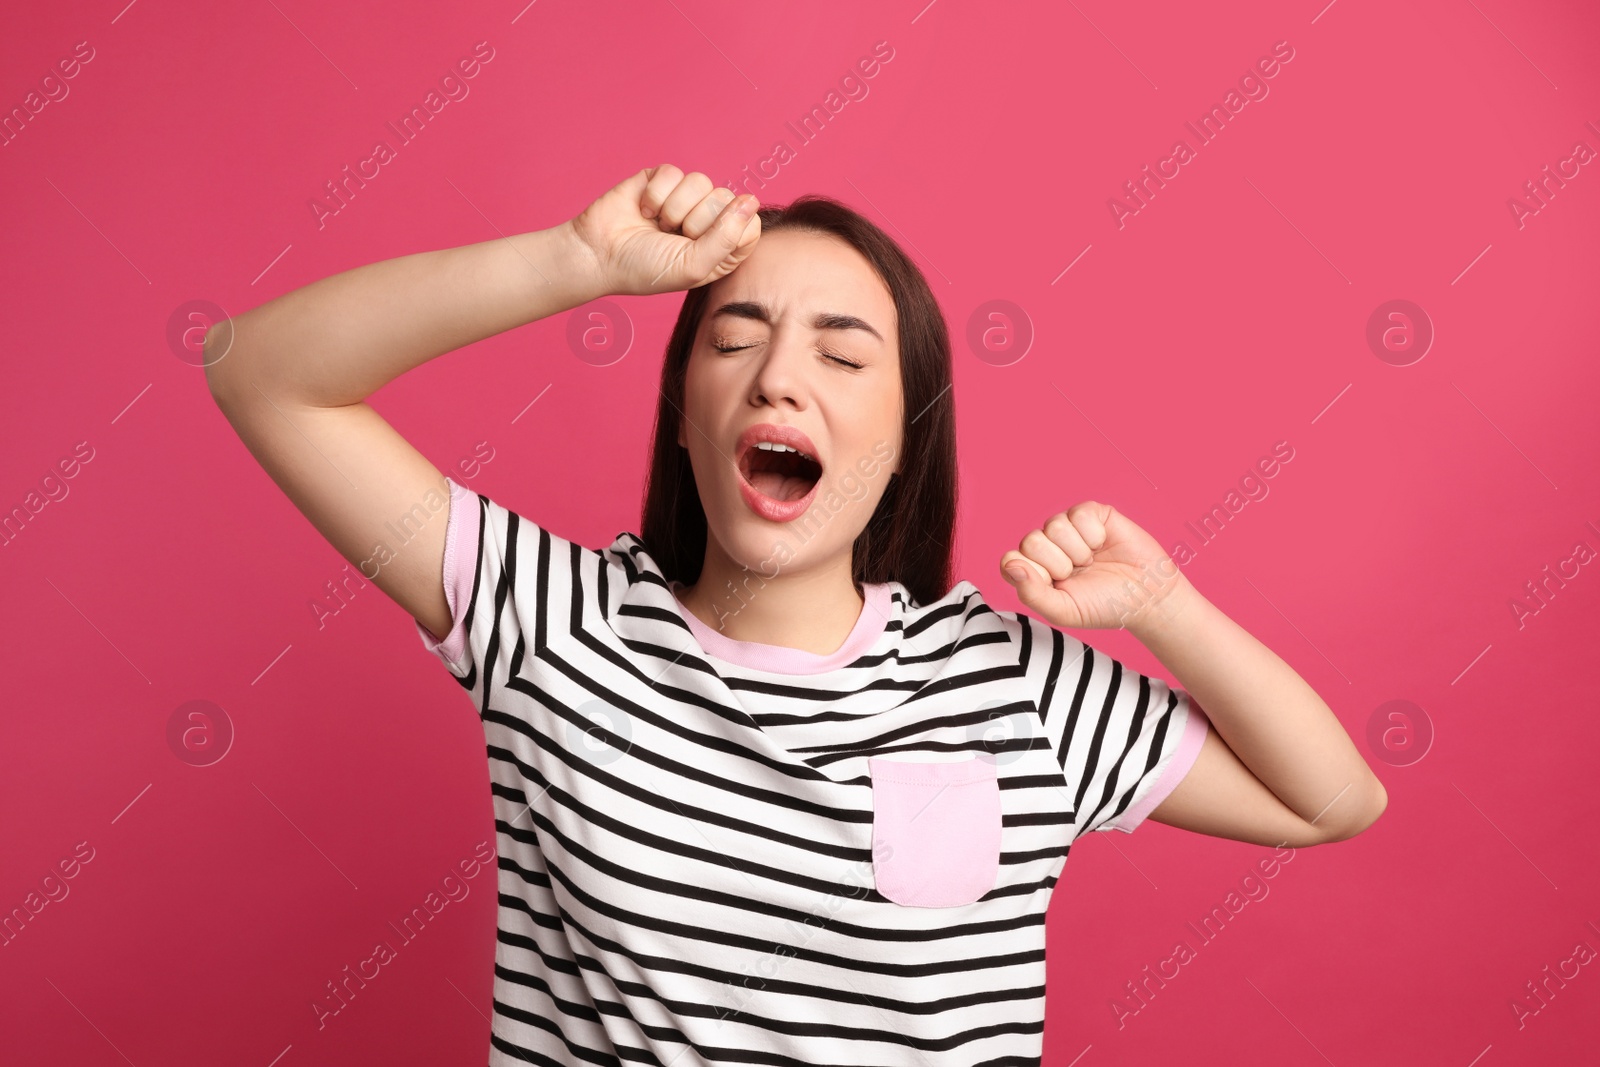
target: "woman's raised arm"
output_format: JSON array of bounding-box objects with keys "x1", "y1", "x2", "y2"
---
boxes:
[
  {"x1": 204, "y1": 164, "x2": 759, "y2": 640},
  {"x1": 203, "y1": 219, "x2": 608, "y2": 640}
]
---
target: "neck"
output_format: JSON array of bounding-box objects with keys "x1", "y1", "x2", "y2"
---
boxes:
[{"x1": 675, "y1": 540, "x2": 865, "y2": 656}]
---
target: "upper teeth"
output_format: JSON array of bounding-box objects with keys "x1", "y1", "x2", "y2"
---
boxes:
[{"x1": 755, "y1": 441, "x2": 814, "y2": 461}]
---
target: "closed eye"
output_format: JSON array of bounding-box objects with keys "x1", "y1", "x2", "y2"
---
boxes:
[{"x1": 711, "y1": 341, "x2": 863, "y2": 370}]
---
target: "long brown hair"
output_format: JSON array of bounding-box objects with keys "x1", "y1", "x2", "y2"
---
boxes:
[{"x1": 638, "y1": 195, "x2": 957, "y2": 608}]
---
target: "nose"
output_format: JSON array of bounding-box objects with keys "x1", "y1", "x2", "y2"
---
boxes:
[{"x1": 748, "y1": 330, "x2": 811, "y2": 411}]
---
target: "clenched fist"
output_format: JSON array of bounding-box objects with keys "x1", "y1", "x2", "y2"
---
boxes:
[
  {"x1": 569, "y1": 164, "x2": 763, "y2": 297},
  {"x1": 1000, "y1": 502, "x2": 1193, "y2": 633}
]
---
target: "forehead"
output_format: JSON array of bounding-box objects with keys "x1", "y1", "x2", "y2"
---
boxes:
[{"x1": 705, "y1": 229, "x2": 896, "y2": 340}]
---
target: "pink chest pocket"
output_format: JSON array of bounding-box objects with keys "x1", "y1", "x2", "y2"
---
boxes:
[{"x1": 867, "y1": 754, "x2": 1002, "y2": 908}]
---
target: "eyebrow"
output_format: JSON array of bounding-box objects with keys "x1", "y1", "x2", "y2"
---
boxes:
[{"x1": 709, "y1": 301, "x2": 884, "y2": 344}]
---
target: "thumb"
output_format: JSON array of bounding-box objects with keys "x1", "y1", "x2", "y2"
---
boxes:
[{"x1": 1004, "y1": 558, "x2": 1053, "y2": 613}]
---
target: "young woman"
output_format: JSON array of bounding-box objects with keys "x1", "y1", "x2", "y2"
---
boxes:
[{"x1": 206, "y1": 164, "x2": 1386, "y2": 1065}]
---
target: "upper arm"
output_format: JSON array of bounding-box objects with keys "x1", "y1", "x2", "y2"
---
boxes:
[
  {"x1": 204, "y1": 326, "x2": 454, "y2": 641},
  {"x1": 1147, "y1": 721, "x2": 1352, "y2": 847}
]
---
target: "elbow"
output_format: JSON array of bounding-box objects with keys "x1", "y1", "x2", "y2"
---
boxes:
[
  {"x1": 201, "y1": 320, "x2": 240, "y2": 402},
  {"x1": 1316, "y1": 777, "x2": 1388, "y2": 844},
  {"x1": 1360, "y1": 777, "x2": 1389, "y2": 832}
]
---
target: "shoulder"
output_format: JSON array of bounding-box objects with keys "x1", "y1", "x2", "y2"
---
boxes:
[
  {"x1": 896, "y1": 578, "x2": 1061, "y2": 666},
  {"x1": 937, "y1": 584, "x2": 1103, "y2": 687},
  {"x1": 463, "y1": 484, "x2": 649, "y2": 580},
  {"x1": 914, "y1": 579, "x2": 1035, "y2": 639},
  {"x1": 897, "y1": 578, "x2": 989, "y2": 630},
  {"x1": 453, "y1": 486, "x2": 662, "y2": 623},
  {"x1": 603, "y1": 530, "x2": 672, "y2": 588}
]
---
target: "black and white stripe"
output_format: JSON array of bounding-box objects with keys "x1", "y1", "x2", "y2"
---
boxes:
[{"x1": 423, "y1": 487, "x2": 1201, "y2": 1066}]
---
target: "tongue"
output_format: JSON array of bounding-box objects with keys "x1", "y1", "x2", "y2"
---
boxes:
[{"x1": 750, "y1": 470, "x2": 816, "y2": 502}]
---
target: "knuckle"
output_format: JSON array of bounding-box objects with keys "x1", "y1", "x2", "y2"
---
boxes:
[{"x1": 1043, "y1": 515, "x2": 1073, "y2": 539}]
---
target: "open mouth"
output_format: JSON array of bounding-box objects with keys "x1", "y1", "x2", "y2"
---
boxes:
[{"x1": 739, "y1": 441, "x2": 823, "y2": 502}]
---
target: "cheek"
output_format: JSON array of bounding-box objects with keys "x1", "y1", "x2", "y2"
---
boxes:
[
  {"x1": 846, "y1": 387, "x2": 903, "y2": 458},
  {"x1": 682, "y1": 355, "x2": 732, "y2": 419}
]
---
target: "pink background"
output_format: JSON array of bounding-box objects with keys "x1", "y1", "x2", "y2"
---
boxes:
[{"x1": 4, "y1": 0, "x2": 1599, "y2": 1063}]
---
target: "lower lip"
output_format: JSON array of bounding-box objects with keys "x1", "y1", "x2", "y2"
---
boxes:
[{"x1": 737, "y1": 462, "x2": 821, "y2": 523}]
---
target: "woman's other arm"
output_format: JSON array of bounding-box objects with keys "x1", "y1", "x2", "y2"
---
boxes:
[
  {"x1": 1001, "y1": 502, "x2": 1388, "y2": 847},
  {"x1": 1129, "y1": 581, "x2": 1388, "y2": 846}
]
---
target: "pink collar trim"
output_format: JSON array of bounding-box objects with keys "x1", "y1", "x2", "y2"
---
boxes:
[{"x1": 666, "y1": 580, "x2": 892, "y2": 675}]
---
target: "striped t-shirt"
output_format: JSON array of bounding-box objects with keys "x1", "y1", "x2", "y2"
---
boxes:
[{"x1": 415, "y1": 476, "x2": 1209, "y2": 1066}]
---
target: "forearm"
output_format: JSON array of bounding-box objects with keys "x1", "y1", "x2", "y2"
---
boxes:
[
  {"x1": 1130, "y1": 578, "x2": 1386, "y2": 838},
  {"x1": 206, "y1": 220, "x2": 605, "y2": 407}
]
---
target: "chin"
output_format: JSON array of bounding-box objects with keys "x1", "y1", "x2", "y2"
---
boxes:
[
  {"x1": 714, "y1": 513, "x2": 805, "y2": 576},
  {"x1": 705, "y1": 493, "x2": 838, "y2": 577}
]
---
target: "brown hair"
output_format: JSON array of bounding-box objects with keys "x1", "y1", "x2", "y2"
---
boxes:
[{"x1": 637, "y1": 195, "x2": 958, "y2": 608}]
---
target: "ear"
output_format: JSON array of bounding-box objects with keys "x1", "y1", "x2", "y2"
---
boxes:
[{"x1": 677, "y1": 420, "x2": 686, "y2": 448}]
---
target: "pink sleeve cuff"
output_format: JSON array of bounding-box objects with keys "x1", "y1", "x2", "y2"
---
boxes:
[
  {"x1": 1103, "y1": 695, "x2": 1211, "y2": 833},
  {"x1": 414, "y1": 477, "x2": 479, "y2": 671}
]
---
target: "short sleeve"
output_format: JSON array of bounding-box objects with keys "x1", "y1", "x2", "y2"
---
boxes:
[
  {"x1": 412, "y1": 476, "x2": 609, "y2": 686},
  {"x1": 1010, "y1": 612, "x2": 1210, "y2": 840}
]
